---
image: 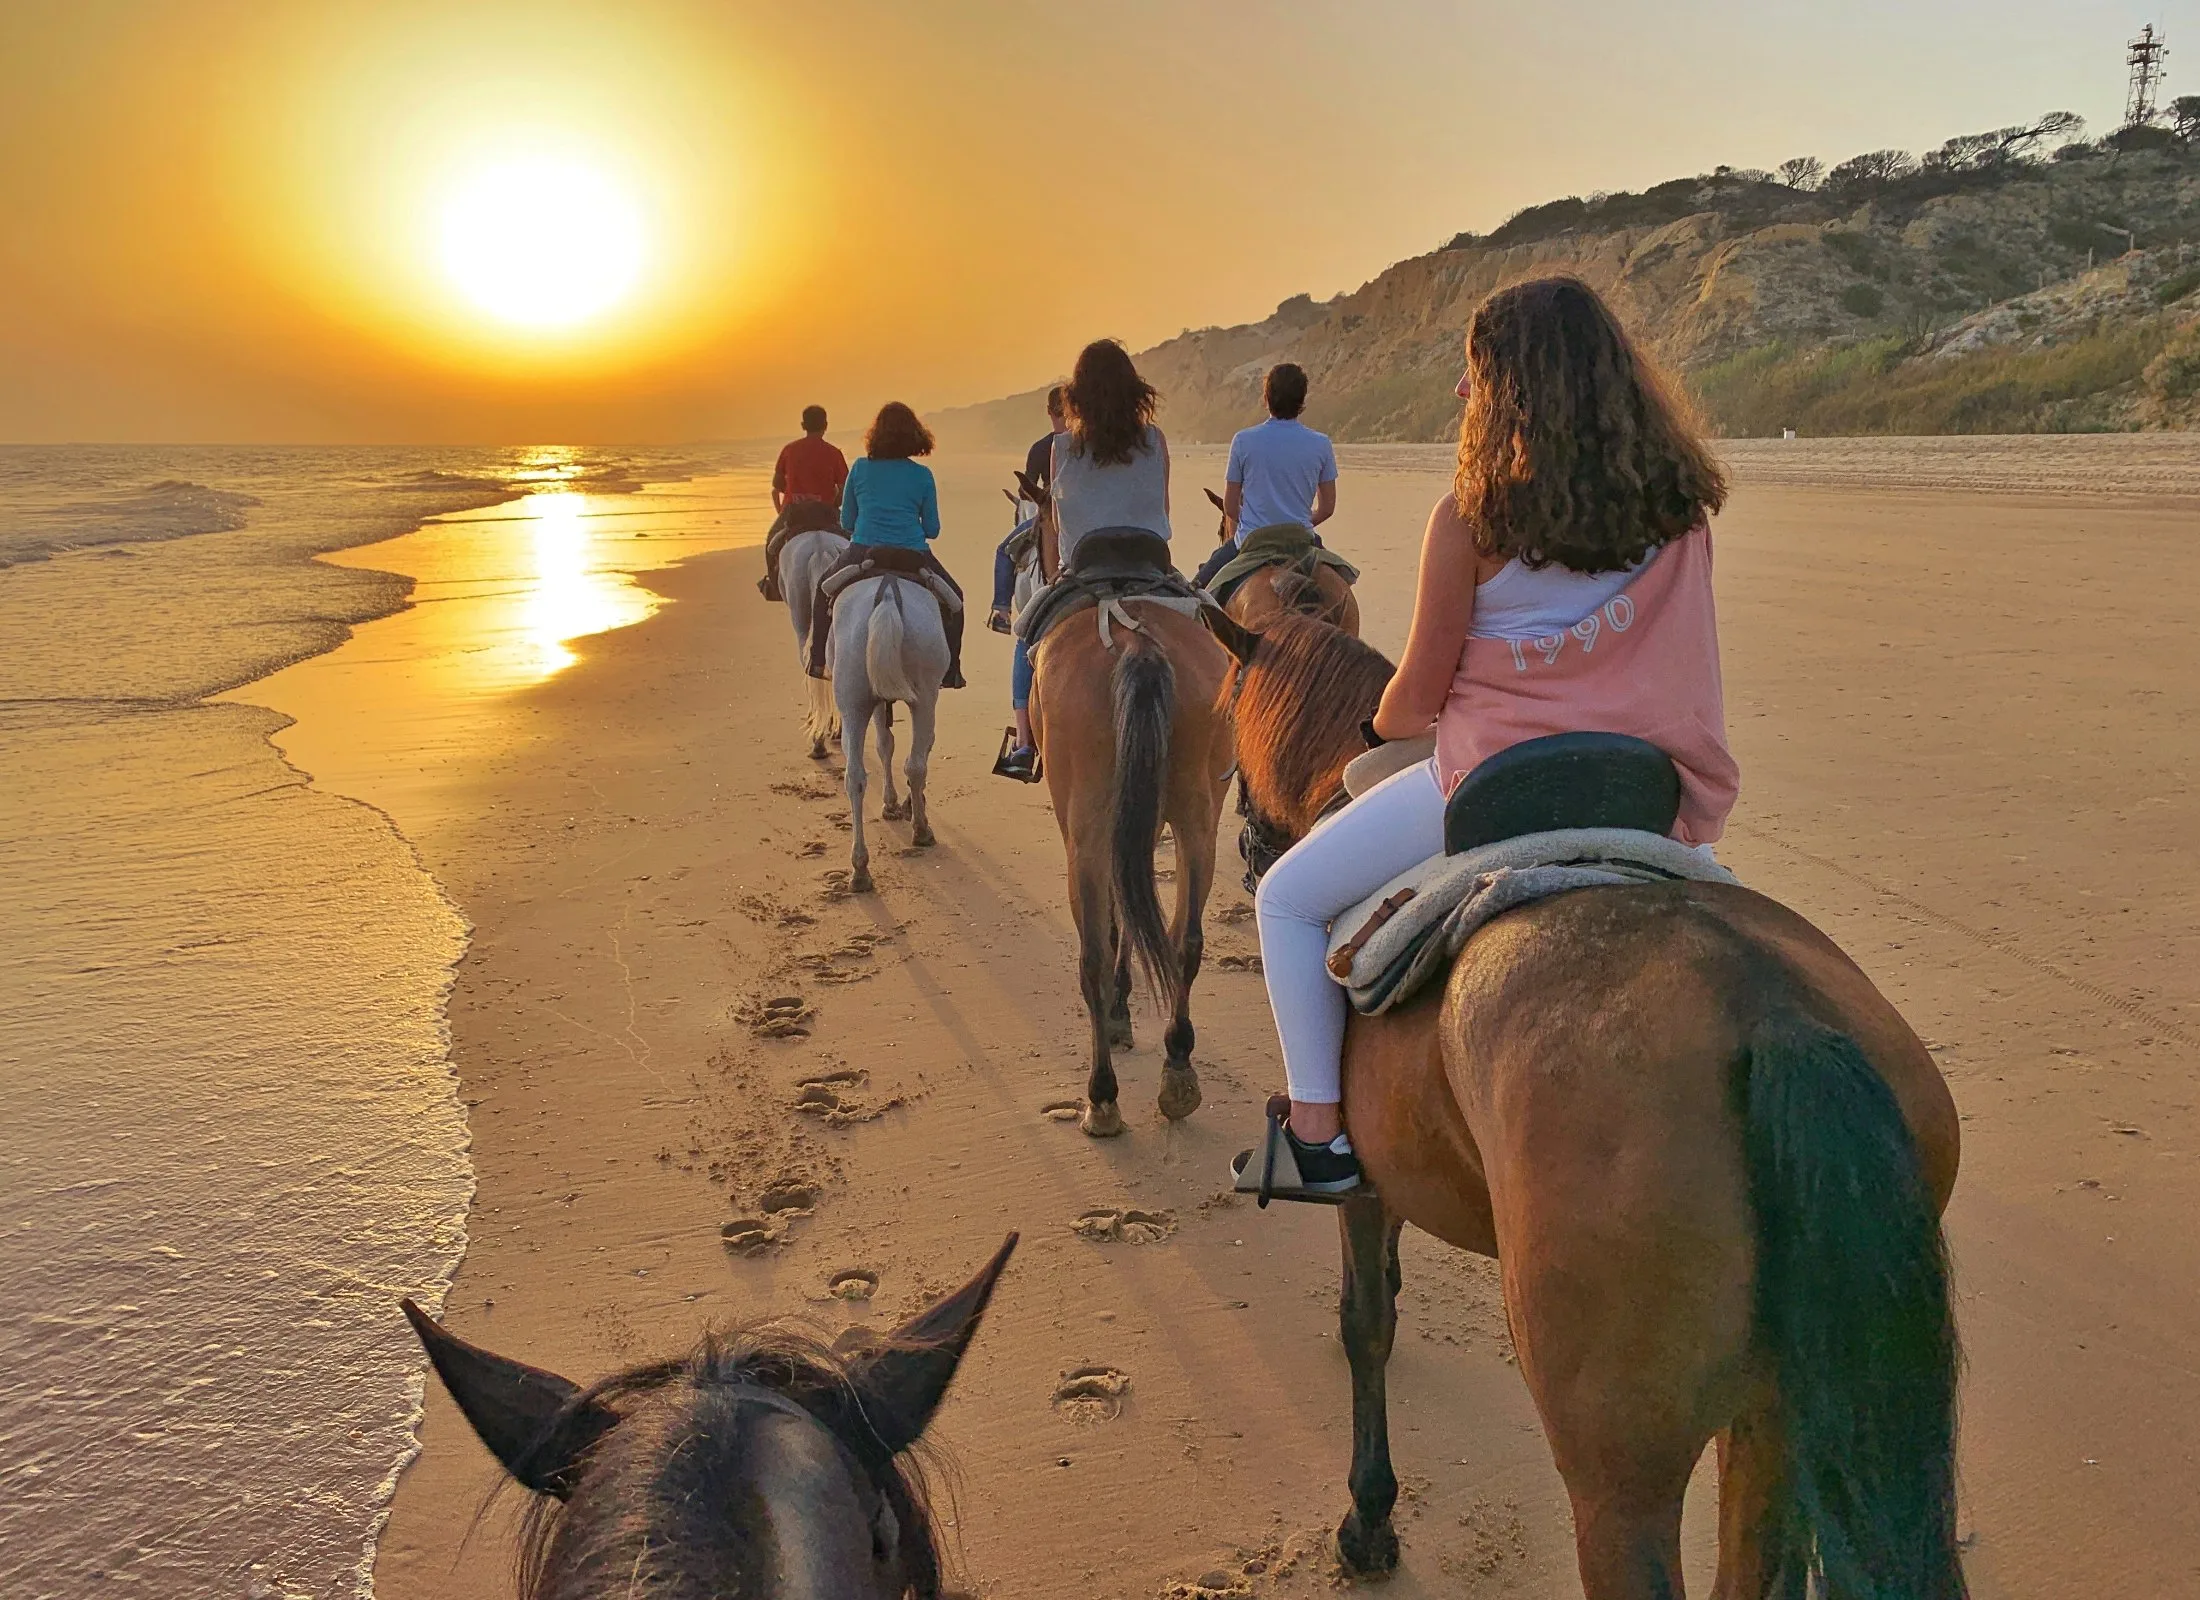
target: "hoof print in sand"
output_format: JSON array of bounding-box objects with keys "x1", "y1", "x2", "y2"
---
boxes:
[
  {"x1": 720, "y1": 1217, "x2": 782, "y2": 1255},
  {"x1": 1214, "y1": 903, "x2": 1254, "y2": 926},
  {"x1": 793, "y1": 1069, "x2": 904, "y2": 1126},
  {"x1": 1039, "y1": 1099, "x2": 1083, "y2": 1123},
  {"x1": 825, "y1": 809, "x2": 852, "y2": 832},
  {"x1": 795, "y1": 841, "x2": 827, "y2": 859},
  {"x1": 1053, "y1": 1365, "x2": 1131, "y2": 1423},
  {"x1": 1214, "y1": 953, "x2": 1263, "y2": 973},
  {"x1": 1072, "y1": 1207, "x2": 1177, "y2": 1245},
  {"x1": 741, "y1": 995, "x2": 813, "y2": 1038},
  {"x1": 828, "y1": 1267, "x2": 879, "y2": 1301},
  {"x1": 1161, "y1": 1573, "x2": 1255, "y2": 1600},
  {"x1": 759, "y1": 1183, "x2": 819, "y2": 1218}
]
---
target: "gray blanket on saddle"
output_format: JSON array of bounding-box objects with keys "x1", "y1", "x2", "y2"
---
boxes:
[
  {"x1": 1016, "y1": 533, "x2": 1208, "y2": 647},
  {"x1": 1326, "y1": 828, "x2": 1739, "y2": 1015}
]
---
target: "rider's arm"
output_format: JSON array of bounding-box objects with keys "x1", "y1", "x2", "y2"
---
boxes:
[
  {"x1": 1372, "y1": 497, "x2": 1480, "y2": 740},
  {"x1": 1219, "y1": 482, "x2": 1243, "y2": 543},
  {"x1": 920, "y1": 471, "x2": 942, "y2": 541},
  {"x1": 1040, "y1": 438, "x2": 1063, "y2": 581},
  {"x1": 839, "y1": 463, "x2": 862, "y2": 536},
  {"x1": 772, "y1": 448, "x2": 789, "y2": 512},
  {"x1": 1158, "y1": 429, "x2": 1172, "y2": 521},
  {"x1": 1310, "y1": 479, "x2": 1336, "y2": 528}
]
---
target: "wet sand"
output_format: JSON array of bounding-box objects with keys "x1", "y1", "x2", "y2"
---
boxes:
[{"x1": 313, "y1": 440, "x2": 2200, "y2": 1598}]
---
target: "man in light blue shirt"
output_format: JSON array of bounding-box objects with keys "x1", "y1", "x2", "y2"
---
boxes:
[{"x1": 1194, "y1": 362, "x2": 1338, "y2": 589}]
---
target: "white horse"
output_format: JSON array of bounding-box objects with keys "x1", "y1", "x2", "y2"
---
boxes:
[
  {"x1": 782, "y1": 527, "x2": 851, "y2": 759},
  {"x1": 829, "y1": 573, "x2": 951, "y2": 893}
]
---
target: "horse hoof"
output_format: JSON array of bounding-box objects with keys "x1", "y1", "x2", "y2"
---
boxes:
[
  {"x1": 1107, "y1": 1019, "x2": 1133, "y2": 1051},
  {"x1": 911, "y1": 824, "x2": 935, "y2": 847},
  {"x1": 881, "y1": 799, "x2": 910, "y2": 821},
  {"x1": 1157, "y1": 1065, "x2": 1202, "y2": 1121},
  {"x1": 1080, "y1": 1100, "x2": 1125, "y2": 1139},
  {"x1": 850, "y1": 869, "x2": 875, "y2": 894},
  {"x1": 1336, "y1": 1510, "x2": 1400, "y2": 1577}
]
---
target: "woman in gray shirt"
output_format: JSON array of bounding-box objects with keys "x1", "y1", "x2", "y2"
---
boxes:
[{"x1": 1044, "y1": 339, "x2": 1172, "y2": 576}]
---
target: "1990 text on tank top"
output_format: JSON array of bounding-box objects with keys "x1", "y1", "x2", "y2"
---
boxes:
[
  {"x1": 1051, "y1": 426, "x2": 1170, "y2": 567},
  {"x1": 1435, "y1": 522, "x2": 1738, "y2": 845}
]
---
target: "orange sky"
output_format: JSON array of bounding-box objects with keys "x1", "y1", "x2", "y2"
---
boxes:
[{"x1": 0, "y1": 0, "x2": 2176, "y2": 443}]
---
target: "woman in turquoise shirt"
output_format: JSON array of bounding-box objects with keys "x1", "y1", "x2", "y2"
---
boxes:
[{"x1": 804, "y1": 402, "x2": 965, "y2": 688}]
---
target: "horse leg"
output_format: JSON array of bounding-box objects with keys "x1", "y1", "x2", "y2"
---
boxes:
[
  {"x1": 906, "y1": 690, "x2": 937, "y2": 848},
  {"x1": 1070, "y1": 835, "x2": 1123, "y2": 1138},
  {"x1": 1709, "y1": 1390, "x2": 1793, "y2": 1600},
  {"x1": 1156, "y1": 820, "x2": 1207, "y2": 1121},
  {"x1": 876, "y1": 702, "x2": 909, "y2": 821},
  {"x1": 1107, "y1": 925, "x2": 1133, "y2": 1051},
  {"x1": 841, "y1": 688, "x2": 875, "y2": 894},
  {"x1": 1335, "y1": 1195, "x2": 1404, "y2": 1576}
]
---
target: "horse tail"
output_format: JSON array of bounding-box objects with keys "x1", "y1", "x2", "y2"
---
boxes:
[
  {"x1": 1108, "y1": 627, "x2": 1180, "y2": 1012},
  {"x1": 1743, "y1": 1012, "x2": 1966, "y2": 1600},
  {"x1": 866, "y1": 580, "x2": 917, "y2": 704},
  {"x1": 804, "y1": 675, "x2": 838, "y2": 745}
]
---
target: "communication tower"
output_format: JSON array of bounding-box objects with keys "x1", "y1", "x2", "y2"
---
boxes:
[{"x1": 2128, "y1": 24, "x2": 2168, "y2": 126}]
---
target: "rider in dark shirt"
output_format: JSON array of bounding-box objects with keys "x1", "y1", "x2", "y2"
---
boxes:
[{"x1": 991, "y1": 385, "x2": 1066, "y2": 631}]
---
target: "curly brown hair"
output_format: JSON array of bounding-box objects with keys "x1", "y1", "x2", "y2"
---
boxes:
[
  {"x1": 1454, "y1": 277, "x2": 1725, "y2": 574},
  {"x1": 1064, "y1": 339, "x2": 1159, "y2": 467},
  {"x1": 865, "y1": 401, "x2": 935, "y2": 460}
]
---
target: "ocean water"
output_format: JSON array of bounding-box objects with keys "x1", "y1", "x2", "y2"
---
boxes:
[{"x1": 0, "y1": 446, "x2": 729, "y2": 1597}]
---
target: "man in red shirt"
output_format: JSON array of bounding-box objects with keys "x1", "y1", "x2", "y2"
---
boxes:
[{"x1": 759, "y1": 406, "x2": 850, "y2": 600}]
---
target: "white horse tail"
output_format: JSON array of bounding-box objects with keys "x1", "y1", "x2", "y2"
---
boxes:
[
  {"x1": 804, "y1": 674, "x2": 838, "y2": 746},
  {"x1": 866, "y1": 580, "x2": 917, "y2": 703}
]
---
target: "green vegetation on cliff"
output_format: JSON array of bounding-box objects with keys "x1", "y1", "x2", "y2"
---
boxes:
[{"x1": 941, "y1": 117, "x2": 2200, "y2": 443}]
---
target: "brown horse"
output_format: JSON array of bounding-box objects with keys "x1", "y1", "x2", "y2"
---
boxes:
[
  {"x1": 1200, "y1": 488, "x2": 1359, "y2": 635},
  {"x1": 1029, "y1": 599, "x2": 1234, "y2": 1136},
  {"x1": 1216, "y1": 612, "x2": 1966, "y2": 1600}
]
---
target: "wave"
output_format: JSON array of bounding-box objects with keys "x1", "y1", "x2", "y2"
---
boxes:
[{"x1": 0, "y1": 478, "x2": 262, "y2": 567}]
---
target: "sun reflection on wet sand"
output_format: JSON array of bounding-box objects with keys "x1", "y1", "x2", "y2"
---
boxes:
[{"x1": 226, "y1": 470, "x2": 770, "y2": 823}]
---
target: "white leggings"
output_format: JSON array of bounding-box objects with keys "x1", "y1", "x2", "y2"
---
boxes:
[{"x1": 1254, "y1": 757, "x2": 1446, "y2": 1104}]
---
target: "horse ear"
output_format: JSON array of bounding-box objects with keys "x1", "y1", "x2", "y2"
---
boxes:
[
  {"x1": 1012, "y1": 470, "x2": 1049, "y2": 505},
  {"x1": 847, "y1": 1233, "x2": 1017, "y2": 1454},
  {"x1": 401, "y1": 1299, "x2": 620, "y2": 1499},
  {"x1": 1204, "y1": 487, "x2": 1227, "y2": 511},
  {"x1": 1201, "y1": 606, "x2": 1262, "y2": 667}
]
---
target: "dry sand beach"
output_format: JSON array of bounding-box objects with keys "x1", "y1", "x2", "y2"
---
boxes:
[{"x1": 235, "y1": 438, "x2": 2200, "y2": 1599}]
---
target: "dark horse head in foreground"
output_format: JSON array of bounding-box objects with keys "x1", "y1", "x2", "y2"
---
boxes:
[{"x1": 401, "y1": 1234, "x2": 1016, "y2": 1600}]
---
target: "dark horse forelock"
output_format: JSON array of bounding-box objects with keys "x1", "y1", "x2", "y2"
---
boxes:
[
  {"x1": 515, "y1": 1331, "x2": 948, "y2": 1600},
  {"x1": 1232, "y1": 615, "x2": 1394, "y2": 842}
]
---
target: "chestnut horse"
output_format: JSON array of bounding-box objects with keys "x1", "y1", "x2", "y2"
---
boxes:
[
  {"x1": 1029, "y1": 600, "x2": 1234, "y2": 1136},
  {"x1": 1199, "y1": 488, "x2": 1359, "y2": 635},
  {"x1": 1216, "y1": 612, "x2": 1965, "y2": 1600}
]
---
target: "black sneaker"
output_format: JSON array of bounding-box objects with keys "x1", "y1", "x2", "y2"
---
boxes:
[{"x1": 1230, "y1": 1104, "x2": 1361, "y2": 1205}]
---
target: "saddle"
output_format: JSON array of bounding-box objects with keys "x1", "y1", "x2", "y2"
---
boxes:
[
  {"x1": 1016, "y1": 529, "x2": 1208, "y2": 648},
  {"x1": 819, "y1": 547, "x2": 962, "y2": 613},
  {"x1": 1205, "y1": 522, "x2": 1359, "y2": 605},
  {"x1": 1325, "y1": 734, "x2": 1737, "y2": 1015},
  {"x1": 761, "y1": 501, "x2": 846, "y2": 601}
]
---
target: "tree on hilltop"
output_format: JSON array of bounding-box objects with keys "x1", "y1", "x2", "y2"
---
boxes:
[
  {"x1": 1825, "y1": 149, "x2": 1917, "y2": 195},
  {"x1": 1777, "y1": 156, "x2": 1824, "y2": 190},
  {"x1": 2173, "y1": 97, "x2": 2200, "y2": 142}
]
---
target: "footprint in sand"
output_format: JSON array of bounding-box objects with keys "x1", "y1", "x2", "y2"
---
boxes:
[
  {"x1": 1214, "y1": 953, "x2": 1263, "y2": 973},
  {"x1": 828, "y1": 1267, "x2": 879, "y2": 1301},
  {"x1": 1039, "y1": 1099, "x2": 1082, "y2": 1122},
  {"x1": 1071, "y1": 1207, "x2": 1177, "y2": 1245},
  {"x1": 1052, "y1": 1366, "x2": 1131, "y2": 1423},
  {"x1": 795, "y1": 840, "x2": 827, "y2": 859},
  {"x1": 1214, "y1": 903, "x2": 1253, "y2": 926},
  {"x1": 1163, "y1": 1574, "x2": 1254, "y2": 1600},
  {"x1": 825, "y1": 810, "x2": 852, "y2": 832}
]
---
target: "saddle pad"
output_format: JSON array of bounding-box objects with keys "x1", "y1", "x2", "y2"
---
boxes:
[
  {"x1": 820, "y1": 560, "x2": 962, "y2": 614},
  {"x1": 1325, "y1": 828, "x2": 1738, "y2": 1015},
  {"x1": 1017, "y1": 570, "x2": 1208, "y2": 648},
  {"x1": 1206, "y1": 523, "x2": 1360, "y2": 599}
]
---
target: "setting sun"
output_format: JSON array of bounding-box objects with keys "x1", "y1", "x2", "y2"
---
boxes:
[{"x1": 437, "y1": 155, "x2": 648, "y2": 330}]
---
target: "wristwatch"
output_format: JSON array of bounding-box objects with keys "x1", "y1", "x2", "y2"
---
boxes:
[{"x1": 1359, "y1": 717, "x2": 1385, "y2": 749}]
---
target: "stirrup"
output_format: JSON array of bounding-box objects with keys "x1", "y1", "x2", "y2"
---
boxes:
[
  {"x1": 1230, "y1": 1094, "x2": 1354, "y2": 1208},
  {"x1": 990, "y1": 726, "x2": 1042, "y2": 783}
]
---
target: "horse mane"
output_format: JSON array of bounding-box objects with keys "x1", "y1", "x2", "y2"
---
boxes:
[
  {"x1": 1234, "y1": 614, "x2": 1394, "y2": 837},
  {"x1": 513, "y1": 1327, "x2": 952, "y2": 1600}
]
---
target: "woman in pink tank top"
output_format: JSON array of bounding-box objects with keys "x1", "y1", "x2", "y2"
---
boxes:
[{"x1": 1247, "y1": 277, "x2": 1736, "y2": 1198}]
